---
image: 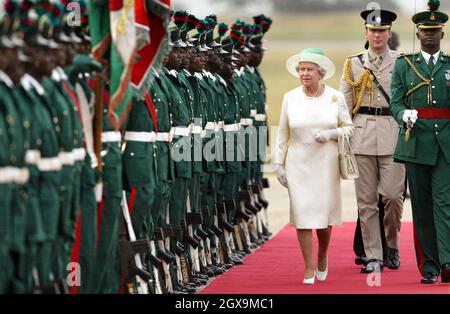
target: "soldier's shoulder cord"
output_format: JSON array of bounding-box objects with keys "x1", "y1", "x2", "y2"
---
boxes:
[
  {"x1": 344, "y1": 52, "x2": 374, "y2": 114},
  {"x1": 400, "y1": 52, "x2": 432, "y2": 102},
  {"x1": 397, "y1": 52, "x2": 418, "y2": 62},
  {"x1": 348, "y1": 52, "x2": 365, "y2": 59}
]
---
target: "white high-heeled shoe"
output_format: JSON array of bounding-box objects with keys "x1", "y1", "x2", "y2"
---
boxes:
[
  {"x1": 302, "y1": 271, "x2": 316, "y2": 285},
  {"x1": 316, "y1": 266, "x2": 328, "y2": 281}
]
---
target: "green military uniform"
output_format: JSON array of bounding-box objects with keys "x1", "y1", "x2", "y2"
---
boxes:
[
  {"x1": 221, "y1": 73, "x2": 242, "y2": 222},
  {"x1": 163, "y1": 67, "x2": 193, "y2": 251},
  {"x1": 200, "y1": 70, "x2": 224, "y2": 256},
  {"x1": 390, "y1": 7, "x2": 450, "y2": 279},
  {"x1": 243, "y1": 65, "x2": 267, "y2": 183},
  {"x1": 11, "y1": 80, "x2": 47, "y2": 293},
  {"x1": 149, "y1": 70, "x2": 175, "y2": 232},
  {"x1": 0, "y1": 109, "x2": 13, "y2": 293},
  {"x1": 22, "y1": 73, "x2": 62, "y2": 287},
  {"x1": 122, "y1": 92, "x2": 158, "y2": 240},
  {"x1": 90, "y1": 87, "x2": 122, "y2": 293},
  {"x1": 42, "y1": 75, "x2": 75, "y2": 279},
  {"x1": 0, "y1": 71, "x2": 18, "y2": 293},
  {"x1": 66, "y1": 59, "x2": 99, "y2": 293},
  {"x1": 57, "y1": 68, "x2": 86, "y2": 266}
]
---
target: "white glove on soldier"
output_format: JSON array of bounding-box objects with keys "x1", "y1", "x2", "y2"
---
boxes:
[
  {"x1": 275, "y1": 164, "x2": 288, "y2": 188},
  {"x1": 402, "y1": 109, "x2": 418, "y2": 126},
  {"x1": 314, "y1": 129, "x2": 339, "y2": 143}
]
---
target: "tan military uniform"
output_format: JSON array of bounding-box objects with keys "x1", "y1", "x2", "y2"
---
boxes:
[{"x1": 339, "y1": 48, "x2": 405, "y2": 261}]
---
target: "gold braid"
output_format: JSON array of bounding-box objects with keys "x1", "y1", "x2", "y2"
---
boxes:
[
  {"x1": 403, "y1": 56, "x2": 433, "y2": 105},
  {"x1": 344, "y1": 57, "x2": 374, "y2": 114}
]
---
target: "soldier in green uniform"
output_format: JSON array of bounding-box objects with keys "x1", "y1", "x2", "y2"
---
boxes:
[
  {"x1": 19, "y1": 9, "x2": 63, "y2": 289},
  {"x1": 0, "y1": 15, "x2": 23, "y2": 293},
  {"x1": 64, "y1": 5, "x2": 101, "y2": 293},
  {"x1": 89, "y1": 76, "x2": 123, "y2": 294},
  {"x1": 1, "y1": 12, "x2": 46, "y2": 292},
  {"x1": 390, "y1": 0, "x2": 450, "y2": 284}
]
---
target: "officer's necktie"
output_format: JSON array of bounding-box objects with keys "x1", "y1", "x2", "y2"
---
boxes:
[
  {"x1": 428, "y1": 55, "x2": 435, "y2": 73},
  {"x1": 374, "y1": 55, "x2": 382, "y2": 69}
]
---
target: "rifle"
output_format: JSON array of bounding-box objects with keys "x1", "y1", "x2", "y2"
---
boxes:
[{"x1": 120, "y1": 191, "x2": 153, "y2": 294}]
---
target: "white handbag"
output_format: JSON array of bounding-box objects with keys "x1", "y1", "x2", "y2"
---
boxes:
[{"x1": 338, "y1": 133, "x2": 359, "y2": 180}]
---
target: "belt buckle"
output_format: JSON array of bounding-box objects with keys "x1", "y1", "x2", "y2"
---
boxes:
[
  {"x1": 168, "y1": 129, "x2": 174, "y2": 143},
  {"x1": 374, "y1": 107, "x2": 382, "y2": 116}
]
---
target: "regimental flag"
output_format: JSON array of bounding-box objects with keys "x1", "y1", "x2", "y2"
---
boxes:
[
  {"x1": 131, "y1": 0, "x2": 171, "y2": 89},
  {"x1": 88, "y1": 0, "x2": 111, "y2": 62},
  {"x1": 109, "y1": 0, "x2": 136, "y2": 119}
]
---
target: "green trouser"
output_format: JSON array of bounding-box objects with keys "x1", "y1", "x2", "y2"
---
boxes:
[
  {"x1": 407, "y1": 150, "x2": 450, "y2": 275},
  {"x1": 79, "y1": 156, "x2": 97, "y2": 294},
  {"x1": 37, "y1": 170, "x2": 61, "y2": 285},
  {"x1": 67, "y1": 162, "x2": 82, "y2": 261},
  {"x1": 223, "y1": 173, "x2": 239, "y2": 222},
  {"x1": 0, "y1": 184, "x2": 13, "y2": 293},
  {"x1": 188, "y1": 173, "x2": 201, "y2": 214},
  {"x1": 169, "y1": 178, "x2": 188, "y2": 251},
  {"x1": 122, "y1": 142, "x2": 157, "y2": 240},
  {"x1": 58, "y1": 165, "x2": 74, "y2": 274},
  {"x1": 169, "y1": 135, "x2": 192, "y2": 251},
  {"x1": 151, "y1": 179, "x2": 173, "y2": 230},
  {"x1": 201, "y1": 173, "x2": 215, "y2": 232},
  {"x1": 24, "y1": 166, "x2": 46, "y2": 292},
  {"x1": 90, "y1": 143, "x2": 122, "y2": 294},
  {"x1": 254, "y1": 121, "x2": 267, "y2": 182},
  {"x1": 9, "y1": 185, "x2": 28, "y2": 293}
]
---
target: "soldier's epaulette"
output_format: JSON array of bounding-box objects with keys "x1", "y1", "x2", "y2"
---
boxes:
[
  {"x1": 398, "y1": 52, "x2": 419, "y2": 58},
  {"x1": 348, "y1": 52, "x2": 364, "y2": 59}
]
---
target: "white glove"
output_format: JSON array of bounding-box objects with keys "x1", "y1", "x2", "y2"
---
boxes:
[
  {"x1": 314, "y1": 129, "x2": 339, "y2": 143},
  {"x1": 402, "y1": 109, "x2": 418, "y2": 126},
  {"x1": 275, "y1": 164, "x2": 288, "y2": 188}
]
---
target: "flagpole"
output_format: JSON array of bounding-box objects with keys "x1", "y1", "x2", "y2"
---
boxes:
[{"x1": 405, "y1": 0, "x2": 418, "y2": 142}]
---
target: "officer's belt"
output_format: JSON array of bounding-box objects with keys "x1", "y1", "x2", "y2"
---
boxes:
[
  {"x1": 216, "y1": 121, "x2": 224, "y2": 131},
  {"x1": 156, "y1": 132, "x2": 173, "y2": 143},
  {"x1": 223, "y1": 123, "x2": 240, "y2": 132},
  {"x1": 124, "y1": 131, "x2": 157, "y2": 143},
  {"x1": 58, "y1": 151, "x2": 75, "y2": 166},
  {"x1": 72, "y1": 148, "x2": 86, "y2": 161},
  {"x1": 255, "y1": 114, "x2": 267, "y2": 122},
  {"x1": 25, "y1": 150, "x2": 41, "y2": 165},
  {"x1": 0, "y1": 167, "x2": 30, "y2": 184},
  {"x1": 204, "y1": 122, "x2": 216, "y2": 131},
  {"x1": 357, "y1": 107, "x2": 391, "y2": 116},
  {"x1": 172, "y1": 126, "x2": 191, "y2": 137},
  {"x1": 37, "y1": 157, "x2": 62, "y2": 172},
  {"x1": 417, "y1": 108, "x2": 450, "y2": 119},
  {"x1": 240, "y1": 118, "x2": 253, "y2": 126},
  {"x1": 191, "y1": 125, "x2": 203, "y2": 135},
  {"x1": 101, "y1": 131, "x2": 122, "y2": 143}
]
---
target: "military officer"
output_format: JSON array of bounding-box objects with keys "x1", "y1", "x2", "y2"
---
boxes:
[
  {"x1": 390, "y1": 1, "x2": 450, "y2": 284},
  {"x1": 0, "y1": 17, "x2": 26, "y2": 293},
  {"x1": 20, "y1": 9, "x2": 63, "y2": 289},
  {"x1": 339, "y1": 9, "x2": 406, "y2": 273}
]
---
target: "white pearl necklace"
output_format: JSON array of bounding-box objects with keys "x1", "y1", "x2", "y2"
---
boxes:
[{"x1": 303, "y1": 84, "x2": 323, "y2": 99}]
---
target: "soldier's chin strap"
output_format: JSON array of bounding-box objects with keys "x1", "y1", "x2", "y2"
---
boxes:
[{"x1": 406, "y1": 0, "x2": 418, "y2": 142}]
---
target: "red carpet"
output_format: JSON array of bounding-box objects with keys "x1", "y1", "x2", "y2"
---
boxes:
[{"x1": 201, "y1": 222, "x2": 450, "y2": 294}]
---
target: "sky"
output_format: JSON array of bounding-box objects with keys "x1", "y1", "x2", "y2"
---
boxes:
[{"x1": 394, "y1": 0, "x2": 428, "y2": 13}]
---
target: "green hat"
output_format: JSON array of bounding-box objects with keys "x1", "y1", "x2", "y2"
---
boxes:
[
  {"x1": 286, "y1": 48, "x2": 336, "y2": 80},
  {"x1": 412, "y1": 0, "x2": 448, "y2": 29}
]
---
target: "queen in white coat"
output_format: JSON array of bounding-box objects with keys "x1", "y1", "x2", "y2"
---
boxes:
[{"x1": 273, "y1": 48, "x2": 354, "y2": 284}]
